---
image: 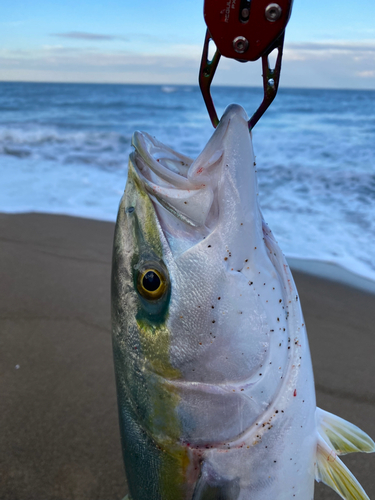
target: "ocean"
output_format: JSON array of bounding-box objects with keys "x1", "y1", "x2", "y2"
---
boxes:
[{"x1": 1, "y1": 81, "x2": 375, "y2": 283}]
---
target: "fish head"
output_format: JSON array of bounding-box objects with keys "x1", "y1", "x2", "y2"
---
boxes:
[{"x1": 112, "y1": 104, "x2": 293, "y2": 448}]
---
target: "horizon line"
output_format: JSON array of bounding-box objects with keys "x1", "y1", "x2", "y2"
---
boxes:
[{"x1": 1, "y1": 79, "x2": 375, "y2": 92}]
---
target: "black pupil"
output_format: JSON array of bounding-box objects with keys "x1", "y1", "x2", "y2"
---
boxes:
[{"x1": 143, "y1": 271, "x2": 161, "y2": 292}]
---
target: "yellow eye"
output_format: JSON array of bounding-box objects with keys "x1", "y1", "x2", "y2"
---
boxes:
[{"x1": 137, "y1": 268, "x2": 167, "y2": 300}]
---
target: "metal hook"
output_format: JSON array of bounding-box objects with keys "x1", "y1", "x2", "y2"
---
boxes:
[
  {"x1": 249, "y1": 32, "x2": 285, "y2": 130},
  {"x1": 199, "y1": 30, "x2": 285, "y2": 132},
  {"x1": 198, "y1": 30, "x2": 221, "y2": 129}
]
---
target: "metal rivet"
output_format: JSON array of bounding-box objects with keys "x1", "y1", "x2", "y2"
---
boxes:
[
  {"x1": 268, "y1": 78, "x2": 275, "y2": 87},
  {"x1": 233, "y1": 36, "x2": 249, "y2": 54},
  {"x1": 241, "y1": 7, "x2": 250, "y2": 18},
  {"x1": 265, "y1": 3, "x2": 282, "y2": 22}
]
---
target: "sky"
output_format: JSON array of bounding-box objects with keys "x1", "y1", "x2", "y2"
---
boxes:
[{"x1": 1, "y1": 0, "x2": 375, "y2": 89}]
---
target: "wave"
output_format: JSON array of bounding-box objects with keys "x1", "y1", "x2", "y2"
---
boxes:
[
  {"x1": 161, "y1": 86, "x2": 178, "y2": 93},
  {"x1": 0, "y1": 125, "x2": 132, "y2": 169}
]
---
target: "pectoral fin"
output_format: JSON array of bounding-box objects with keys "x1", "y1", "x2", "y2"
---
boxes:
[
  {"x1": 315, "y1": 407, "x2": 375, "y2": 500},
  {"x1": 316, "y1": 407, "x2": 375, "y2": 455}
]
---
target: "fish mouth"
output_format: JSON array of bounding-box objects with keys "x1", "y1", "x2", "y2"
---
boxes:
[{"x1": 131, "y1": 104, "x2": 261, "y2": 257}]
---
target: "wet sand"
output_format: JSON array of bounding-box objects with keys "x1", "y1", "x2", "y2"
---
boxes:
[{"x1": 1, "y1": 212, "x2": 374, "y2": 500}]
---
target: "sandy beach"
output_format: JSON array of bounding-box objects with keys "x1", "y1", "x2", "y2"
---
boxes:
[{"x1": 1, "y1": 212, "x2": 374, "y2": 500}]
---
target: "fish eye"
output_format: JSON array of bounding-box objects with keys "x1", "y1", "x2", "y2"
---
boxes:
[{"x1": 137, "y1": 267, "x2": 167, "y2": 300}]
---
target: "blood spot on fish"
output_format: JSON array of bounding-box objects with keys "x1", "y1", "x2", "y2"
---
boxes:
[
  {"x1": 211, "y1": 305, "x2": 214, "y2": 309},
  {"x1": 212, "y1": 320, "x2": 215, "y2": 323},
  {"x1": 196, "y1": 167, "x2": 204, "y2": 174},
  {"x1": 279, "y1": 299, "x2": 282, "y2": 303},
  {"x1": 248, "y1": 281, "x2": 253, "y2": 285},
  {"x1": 199, "y1": 342, "x2": 202, "y2": 345},
  {"x1": 184, "y1": 201, "x2": 187, "y2": 204},
  {"x1": 224, "y1": 257, "x2": 228, "y2": 261},
  {"x1": 245, "y1": 259, "x2": 248, "y2": 262},
  {"x1": 293, "y1": 389, "x2": 297, "y2": 397},
  {"x1": 208, "y1": 245, "x2": 211, "y2": 248},
  {"x1": 218, "y1": 297, "x2": 221, "y2": 300},
  {"x1": 254, "y1": 247, "x2": 257, "y2": 249}
]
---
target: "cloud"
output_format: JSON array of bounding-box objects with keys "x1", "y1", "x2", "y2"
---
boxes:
[
  {"x1": 1, "y1": 40, "x2": 375, "y2": 89},
  {"x1": 358, "y1": 70, "x2": 375, "y2": 78},
  {"x1": 287, "y1": 41, "x2": 375, "y2": 52},
  {"x1": 51, "y1": 31, "x2": 127, "y2": 41},
  {"x1": 283, "y1": 40, "x2": 375, "y2": 64}
]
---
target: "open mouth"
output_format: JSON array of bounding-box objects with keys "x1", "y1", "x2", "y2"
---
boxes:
[
  {"x1": 130, "y1": 104, "x2": 260, "y2": 258},
  {"x1": 131, "y1": 131, "x2": 215, "y2": 229}
]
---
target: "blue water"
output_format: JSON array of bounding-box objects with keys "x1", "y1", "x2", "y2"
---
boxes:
[{"x1": 1, "y1": 82, "x2": 375, "y2": 281}]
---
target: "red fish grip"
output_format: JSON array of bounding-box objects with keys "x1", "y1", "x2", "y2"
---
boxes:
[{"x1": 199, "y1": 0, "x2": 293, "y2": 130}]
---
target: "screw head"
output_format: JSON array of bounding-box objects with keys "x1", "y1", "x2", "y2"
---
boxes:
[
  {"x1": 265, "y1": 3, "x2": 282, "y2": 22},
  {"x1": 241, "y1": 7, "x2": 250, "y2": 18},
  {"x1": 233, "y1": 36, "x2": 249, "y2": 54}
]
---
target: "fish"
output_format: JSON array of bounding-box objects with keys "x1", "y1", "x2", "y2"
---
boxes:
[{"x1": 111, "y1": 104, "x2": 375, "y2": 500}]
